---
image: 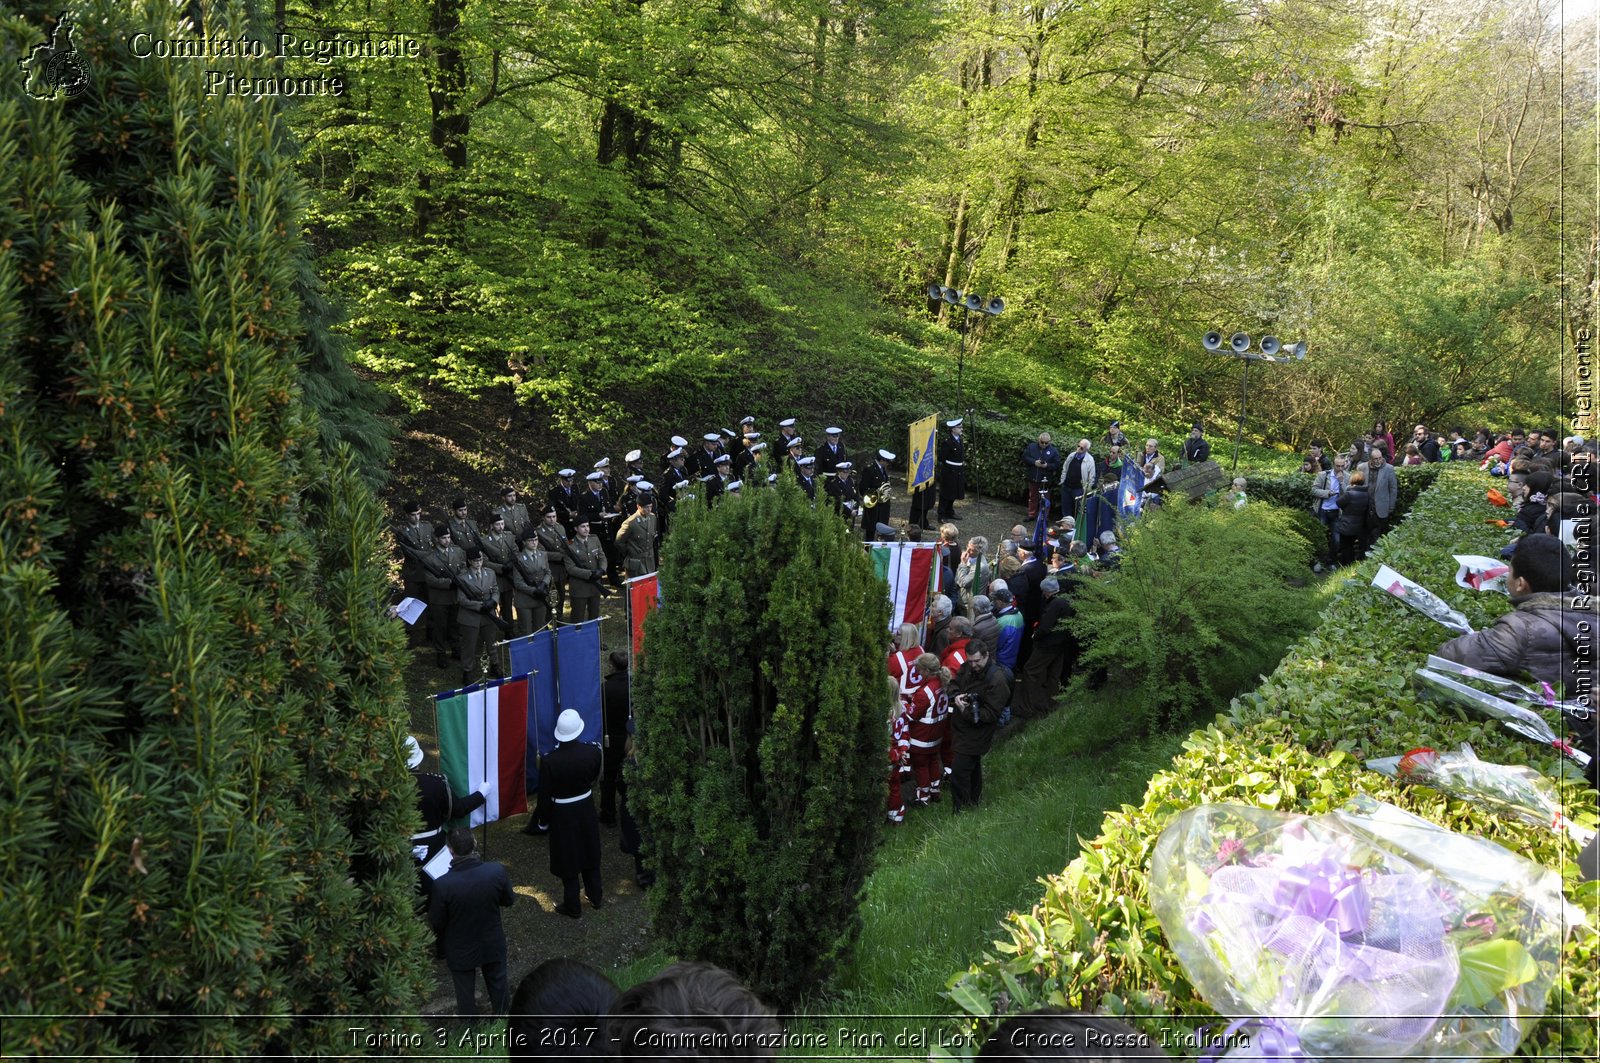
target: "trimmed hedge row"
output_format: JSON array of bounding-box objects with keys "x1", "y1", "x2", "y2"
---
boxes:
[{"x1": 945, "y1": 465, "x2": 1599, "y2": 1058}]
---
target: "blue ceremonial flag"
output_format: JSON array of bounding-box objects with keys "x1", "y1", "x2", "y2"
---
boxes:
[
  {"x1": 1119, "y1": 457, "x2": 1146, "y2": 518},
  {"x1": 504, "y1": 619, "x2": 604, "y2": 769}
]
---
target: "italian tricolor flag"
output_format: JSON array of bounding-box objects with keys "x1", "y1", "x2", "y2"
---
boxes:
[
  {"x1": 870, "y1": 542, "x2": 940, "y2": 631},
  {"x1": 436, "y1": 676, "x2": 530, "y2": 827}
]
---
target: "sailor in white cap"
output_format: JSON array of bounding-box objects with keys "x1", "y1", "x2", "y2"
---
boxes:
[
  {"x1": 777, "y1": 417, "x2": 800, "y2": 453},
  {"x1": 662, "y1": 435, "x2": 690, "y2": 473},
  {"x1": 659, "y1": 449, "x2": 693, "y2": 534},
  {"x1": 825, "y1": 459, "x2": 860, "y2": 527},
  {"x1": 735, "y1": 431, "x2": 761, "y2": 479},
  {"x1": 725, "y1": 479, "x2": 743, "y2": 495},
  {"x1": 861, "y1": 448, "x2": 896, "y2": 536},
  {"x1": 818, "y1": 426, "x2": 847, "y2": 478},
  {"x1": 938, "y1": 417, "x2": 966, "y2": 520},
  {"x1": 549, "y1": 469, "x2": 579, "y2": 536},
  {"x1": 783, "y1": 435, "x2": 805, "y2": 475},
  {"x1": 795, "y1": 454, "x2": 819, "y2": 501},
  {"x1": 407, "y1": 735, "x2": 487, "y2": 898},
  {"x1": 696, "y1": 432, "x2": 722, "y2": 478},
  {"x1": 623, "y1": 449, "x2": 646, "y2": 491},
  {"x1": 740, "y1": 414, "x2": 757, "y2": 431},
  {"x1": 540, "y1": 709, "x2": 603, "y2": 918}
]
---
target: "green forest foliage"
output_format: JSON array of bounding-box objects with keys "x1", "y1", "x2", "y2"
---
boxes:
[
  {"x1": 630, "y1": 475, "x2": 892, "y2": 1008},
  {"x1": 0, "y1": 3, "x2": 427, "y2": 1053},
  {"x1": 273, "y1": 0, "x2": 1584, "y2": 457}
]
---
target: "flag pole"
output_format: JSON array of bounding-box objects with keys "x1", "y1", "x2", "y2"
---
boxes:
[{"x1": 482, "y1": 678, "x2": 492, "y2": 860}]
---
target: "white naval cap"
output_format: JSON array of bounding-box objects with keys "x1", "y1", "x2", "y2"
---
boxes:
[
  {"x1": 779, "y1": 418, "x2": 797, "y2": 428},
  {"x1": 625, "y1": 449, "x2": 642, "y2": 463},
  {"x1": 878, "y1": 449, "x2": 896, "y2": 461},
  {"x1": 558, "y1": 468, "x2": 576, "y2": 477}
]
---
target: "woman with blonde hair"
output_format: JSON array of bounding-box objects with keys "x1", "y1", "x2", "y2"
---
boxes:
[{"x1": 886, "y1": 623, "x2": 922, "y2": 695}]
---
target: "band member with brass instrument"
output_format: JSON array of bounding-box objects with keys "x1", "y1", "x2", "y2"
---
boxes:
[{"x1": 861, "y1": 449, "x2": 895, "y2": 537}]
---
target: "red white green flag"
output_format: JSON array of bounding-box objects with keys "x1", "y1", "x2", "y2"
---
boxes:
[{"x1": 436, "y1": 676, "x2": 529, "y2": 826}]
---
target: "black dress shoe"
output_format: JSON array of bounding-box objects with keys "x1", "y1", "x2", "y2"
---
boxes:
[
  {"x1": 520, "y1": 821, "x2": 548, "y2": 836},
  {"x1": 587, "y1": 895, "x2": 603, "y2": 910},
  {"x1": 555, "y1": 904, "x2": 581, "y2": 919}
]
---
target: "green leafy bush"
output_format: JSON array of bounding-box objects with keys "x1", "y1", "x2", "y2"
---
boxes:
[
  {"x1": 631, "y1": 474, "x2": 892, "y2": 1008},
  {"x1": 1066, "y1": 498, "x2": 1319, "y2": 726},
  {"x1": 946, "y1": 466, "x2": 1598, "y2": 1059},
  {"x1": 1244, "y1": 464, "x2": 1441, "y2": 515}
]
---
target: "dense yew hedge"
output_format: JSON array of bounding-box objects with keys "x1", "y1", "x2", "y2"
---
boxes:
[
  {"x1": 1245, "y1": 463, "x2": 1442, "y2": 516},
  {"x1": 946, "y1": 465, "x2": 1599, "y2": 1059},
  {"x1": 631, "y1": 474, "x2": 892, "y2": 1008},
  {"x1": 1, "y1": 5, "x2": 426, "y2": 1054}
]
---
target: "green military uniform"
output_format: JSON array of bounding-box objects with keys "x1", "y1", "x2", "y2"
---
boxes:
[
  {"x1": 535, "y1": 513, "x2": 569, "y2": 621},
  {"x1": 565, "y1": 529, "x2": 607, "y2": 624},
  {"x1": 394, "y1": 507, "x2": 433, "y2": 646},
  {"x1": 446, "y1": 501, "x2": 482, "y2": 556},
  {"x1": 615, "y1": 505, "x2": 658, "y2": 577},
  {"x1": 497, "y1": 489, "x2": 532, "y2": 542},
  {"x1": 423, "y1": 528, "x2": 466, "y2": 667},
  {"x1": 511, "y1": 533, "x2": 552, "y2": 636},
  {"x1": 456, "y1": 555, "x2": 502, "y2": 683},
  {"x1": 478, "y1": 518, "x2": 517, "y2": 618}
]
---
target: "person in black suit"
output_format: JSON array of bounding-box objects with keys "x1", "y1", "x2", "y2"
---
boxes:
[
  {"x1": 860, "y1": 449, "x2": 895, "y2": 537},
  {"x1": 428, "y1": 827, "x2": 514, "y2": 1017},
  {"x1": 542, "y1": 709, "x2": 604, "y2": 918},
  {"x1": 406, "y1": 736, "x2": 486, "y2": 904},
  {"x1": 600, "y1": 651, "x2": 630, "y2": 825}
]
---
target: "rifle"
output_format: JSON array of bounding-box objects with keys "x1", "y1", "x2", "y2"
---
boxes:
[
  {"x1": 511, "y1": 553, "x2": 550, "y2": 601},
  {"x1": 454, "y1": 569, "x2": 512, "y2": 634}
]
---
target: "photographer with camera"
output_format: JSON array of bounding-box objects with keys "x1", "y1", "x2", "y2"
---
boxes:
[{"x1": 947, "y1": 641, "x2": 1010, "y2": 813}]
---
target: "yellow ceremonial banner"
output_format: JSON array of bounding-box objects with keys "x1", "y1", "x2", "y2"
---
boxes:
[{"x1": 907, "y1": 414, "x2": 938, "y2": 493}]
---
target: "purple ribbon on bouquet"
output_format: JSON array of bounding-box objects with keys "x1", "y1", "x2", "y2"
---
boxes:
[
  {"x1": 1270, "y1": 853, "x2": 1370, "y2": 937},
  {"x1": 1199, "y1": 1017, "x2": 1309, "y2": 1062}
]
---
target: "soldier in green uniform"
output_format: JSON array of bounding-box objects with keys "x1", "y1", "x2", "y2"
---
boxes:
[
  {"x1": 456, "y1": 548, "x2": 502, "y2": 685},
  {"x1": 424, "y1": 525, "x2": 466, "y2": 668},
  {"x1": 615, "y1": 484, "x2": 659, "y2": 577},
  {"x1": 535, "y1": 507, "x2": 570, "y2": 621},
  {"x1": 511, "y1": 528, "x2": 552, "y2": 636},
  {"x1": 496, "y1": 486, "x2": 531, "y2": 542},
  {"x1": 446, "y1": 498, "x2": 482, "y2": 556},
  {"x1": 394, "y1": 501, "x2": 433, "y2": 646},
  {"x1": 478, "y1": 512, "x2": 517, "y2": 622},
  {"x1": 565, "y1": 519, "x2": 608, "y2": 624}
]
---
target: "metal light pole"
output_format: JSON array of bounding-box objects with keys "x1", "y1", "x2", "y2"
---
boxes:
[
  {"x1": 1201, "y1": 331, "x2": 1310, "y2": 472},
  {"x1": 929, "y1": 284, "x2": 1004, "y2": 504}
]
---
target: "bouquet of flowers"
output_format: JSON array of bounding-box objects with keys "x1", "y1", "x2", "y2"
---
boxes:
[
  {"x1": 1413, "y1": 658, "x2": 1592, "y2": 771},
  {"x1": 1366, "y1": 744, "x2": 1595, "y2": 847},
  {"x1": 1151, "y1": 797, "x2": 1582, "y2": 1062},
  {"x1": 1452, "y1": 555, "x2": 1509, "y2": 595},
  {"x1": 1372, "y1": 565, "x2": 1473, "y2": 634}
]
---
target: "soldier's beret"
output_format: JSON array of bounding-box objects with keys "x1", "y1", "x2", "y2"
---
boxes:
[
  {"x1": 636, "y1": 492, "x2": 655, "y2": 505},
  {"x1": 464, "y1": 547, "x2": 482, "y2": 561},
  {"x1": 543, "y1": 506, "x2": 558, "y2": 516},
  {"x1": 518, "y1": 529, "x2": 540, "y2": 544},
  {"x1": 500, "y1": 485, "x2": 517, "y2": 496},
  {"x1": 434, "y1": 523, "x2": 451, "y2": 537},
  {"x1": 451, "y1": 497, "x2": 467, "y2": 509},
  {"x1": 406, "y1": 500, "x2": 422, "y2": 514},
  {"x1": 489, "y1": 512, "x2": 505, "y2": 523}
]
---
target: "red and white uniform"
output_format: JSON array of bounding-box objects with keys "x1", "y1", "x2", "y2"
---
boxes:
[
  {"x1": 887, "y1": 711, "x2": 911, "y2": 823},
  {"x1": 887, "y1": 646, "x2": 923, "y2": 694},
  {"x1": 904, "y1": 672, "x2": 948, "y2": 803}
]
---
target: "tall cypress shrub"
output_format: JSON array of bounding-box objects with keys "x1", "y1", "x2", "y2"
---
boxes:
[
  {"x1": 631, "y1": 476, "x2": 892, "y2": 1008},
  {"x1": 0, "y1": 4, "x2": 427, "y2": 1055}
]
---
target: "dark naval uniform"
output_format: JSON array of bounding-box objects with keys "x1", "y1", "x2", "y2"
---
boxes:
[
  {"x1": 938, "y1": 428, "x2": 967, "y2": 520},
  {"x1": 540, "y1": 739, "x2": 604, "y2": 915},
  {"x1": 861, "y1": 458, "x2": 893, "y2": 537}
]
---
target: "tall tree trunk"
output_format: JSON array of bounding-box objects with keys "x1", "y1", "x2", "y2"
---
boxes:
[{"x1": 416, "y1": 0, "x2": 471, "y2": 238}]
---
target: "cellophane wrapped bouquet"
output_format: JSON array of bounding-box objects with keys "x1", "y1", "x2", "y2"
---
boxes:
[
  {"x1": 1150, "y1": 796, "x2": 1583, "y2": 1061},
  {"x1": 1367, "y1": 744, "x2": 1595, "y2": 847}
]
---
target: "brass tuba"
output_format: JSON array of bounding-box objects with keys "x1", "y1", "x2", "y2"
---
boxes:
[{"x1": 861, "y1": 483, "x2": 893, "y2": 509}]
